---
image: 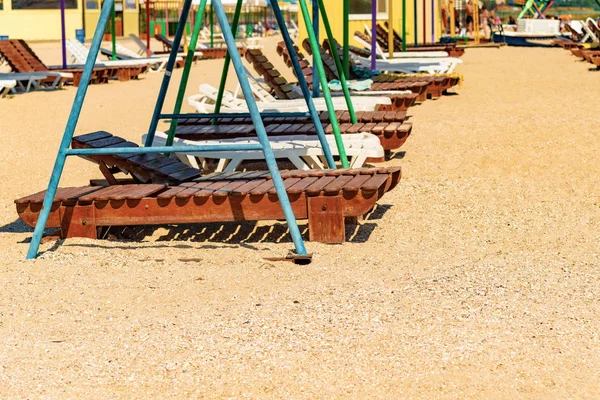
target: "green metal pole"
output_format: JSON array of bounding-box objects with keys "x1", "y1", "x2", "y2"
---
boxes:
[
  {"x1": 210, "y1": 2, "x2": 214, "y2": 48},
  {"x1": 212, "y1": 0, "x2": 244, "y2": 125},
  {"x1": 342, "y1": 0, "x2": 349, "y2": 78},
  {"x1": 165, "y1": 1, "x2": 209, "y2": 148},
  {"x1": 317, "y1": 0, "x2": 356, "y2": 124},
  {"x1": 298, "y1": 0, "x2": 348, "y2": 168},
  {"x1": 111, "y1": 2, "x2": 117, "y2": 60},
  {"x1": 402, "y1": 0, "x2": 407, "y2": 51}
]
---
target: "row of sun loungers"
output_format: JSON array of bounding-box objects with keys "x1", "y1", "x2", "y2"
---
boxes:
[
  {"x1": 16, "y1": 131, "x2": 402, "y2": 244},
  {"x1": 554, "y1": 19, "x2": 600, "y2": 69},
  {"x1": 14, "y1": 26, "x2": 466, "y2": 258}
]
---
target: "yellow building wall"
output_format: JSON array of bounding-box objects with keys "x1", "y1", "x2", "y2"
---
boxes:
[
  {"x1": 84, "y1": 8, "x2": 139, "y2": 40},
  {"x1": 297, "y1": 0, "x2": 443, "y2": 50},
  {"x1": 0, "y1": 0, "x2": 139, "y2": 41},
  {"x1": 0, "y1": 0, "x2": 84, "y2": 40}
]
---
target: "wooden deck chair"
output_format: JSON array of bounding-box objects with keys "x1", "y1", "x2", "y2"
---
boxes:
[
  {"x1": 320, "y1": 39, "x2": 461, "y2": 100},
  {"x1": 146, "y1": 130, "x2": 384, "y2": 172},
  {"x1": 189, "y1": 82, "x2": 392, "y2": 113},
  {"x1": 0, "y1": 40, "x2": 73, "y2": 88},
  {"x1": 15, "y1": 131, "x2": 402, "y2": 244},
  {"x1": 245, "y1": 48, "x2": 420, "y2": 110},
  {"x1": 359, "y1": 25, "x2": 449, "y2": 58},
  {"x1": 99, "y1": 44, "x2": 182, "y2": 73},
  {"x1": 172, "y1": 109, "x2": 412, "y2": 153},
  {"x1": 154, "y1": 34, "x2": 231, "y2": 59}
]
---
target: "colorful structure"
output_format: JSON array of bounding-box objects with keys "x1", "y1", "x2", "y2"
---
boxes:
[
  {"x1": 0, "y1": 0, "x2": 140, "y2": 41},
  {"x1": 297, "y1": 0, "x2": 444, "y2": 48},
  {"x1": 21, "y1": 0, "x2": 365, "y2": 262}
]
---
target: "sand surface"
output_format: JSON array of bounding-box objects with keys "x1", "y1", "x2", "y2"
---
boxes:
[{"x1": 1, "y1": 39, "x2": 600, "y2": 397}]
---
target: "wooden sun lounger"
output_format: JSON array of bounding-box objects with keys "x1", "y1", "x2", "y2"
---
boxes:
[
  {"x1": 0, "y1": 40, "x2": 73, "y2": 88},
  {"x1": 375, "y1": 24, "x2": 465, "y2": 57},
  {"x1": 154, "y1": 34, "x2": 240, "y2": 60},
  {"x1": 299, "y1": 40, "x2": 455, "y2": 101},
  {"x1": 325, "y1": 39, "x2": 462, "y2": 99},
  {"x1": 244, "y1": 48, "x2": 419, "y2": 111},
  {"x1": 275, "y1": 42, "x2": 430, "y2": 100},
  {"x1": 16, "y1": 132, "x2": 402, "y2": 244},
  {"x1": 0, "y1": 39, "x2": 147, "y2": 87},
  {"x1": 172, "y1": 115, "x2": 412, "y2": 153}
]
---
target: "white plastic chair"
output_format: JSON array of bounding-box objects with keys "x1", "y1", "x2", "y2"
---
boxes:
[{"x1": 145, "y1": 130, "x2": 384, "y2": 172}]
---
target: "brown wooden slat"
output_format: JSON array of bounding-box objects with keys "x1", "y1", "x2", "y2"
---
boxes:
[
  {"x1": 267, "y1": 177, "x2": 301, "y2": 194},
  {"x1": 323, "y1": 175, "x2": 354, "y2": 195},
  {"x1": 287, "y1": 177, "x2": 319, "y2": 194},
  {"x1": 342, "y1": 175, "x2": 372, "y2": 193},
  {"x1": 166, "y1": 167, "x2": 203, "y2": 182},
  {"x1": 175, "y1": 181, "x2": 213, "y2": 198},
  {"x1": 304, "y1": 176, "x2": 336, "y2": 195},
  {"x1": 84, "y1": 136, "x2": 126, "y2": 148},
  {"x1": 194, "y1": 181, "x2": 232, "y2": 198},
  {"x1": 361, "y1": 174, "x2": 390, "y2": 192},
  {"x1": 230, "y1": 179, "x2": 267, "y2": 196},
  {"x1": 249, "y1": 179, "x2": 275, "y2": 195},
  {"x1": 112, "y1": 184, "x2": 166, "y2": 200},
  {"x1": 79, "y1": 185, "x2": 133, "y2": 202},
  {"x1": 73, "y1": 131, "x2": 113, "y2": 144},
  {"x1": 212, "y1": 180, "x2": 250, "y2": 198}
]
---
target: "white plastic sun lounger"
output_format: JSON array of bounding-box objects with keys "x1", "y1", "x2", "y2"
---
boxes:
[
  {"x1": 145, "y1": 130, "x2": 384, "y2": 172},
  {"x1": 107, "y1": 44, "x2": 179, "y2": 72},
  {"x1": 67, "y1": 39, "x2": 185, "y2": 71},
  {"x1": 128, "y1": 34, "x2": 201, "y2": 60},
  {"x1": 189, "y1": 83, "x2": 392, "y2": 113},
  {"x1": 0, "y1": 72, "x2": 54, "y2": 93},
  {"x1": 358, "y1": 26, "x2": 450, "y2": 59},
  {"x1": 0, "y1": 79, "x2": 16, "y2": 98},
  {"x1": 353, "y1": 54, "x2": 462, "y2": 74}
]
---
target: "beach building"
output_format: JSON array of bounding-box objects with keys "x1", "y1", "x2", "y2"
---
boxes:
[
  {"x1": 0, "y1": 0, "x2": 140, "y2": 41},
  {"x1": 297, "y1": 0, "x2": 445, "y2": 47}
]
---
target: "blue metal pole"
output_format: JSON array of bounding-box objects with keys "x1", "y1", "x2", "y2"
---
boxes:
[
  {"x1": 270, "y1": 0, "x2": 336, "y2": 169},
  {"x1": 26, "y1": 0, "x2": 115, "y2": 259},
  {"x1": 144, "y1": 0, "x2": 194, "y2": 147},
  {"x1": 212, "y1": 0, "x2": 307, "y2": 256},
  {"x1": 212, "y1": 0, "x2": 245, "y2": 125},
  {"x1": 165, "y1": 0, "x2": 209, "y2": 148},
  {"x1": 311, "y1": 0, "x2": 320, "y2": 98},
  {"x1": 60, "y1": 0, "x2": 67, "y2": 68}
]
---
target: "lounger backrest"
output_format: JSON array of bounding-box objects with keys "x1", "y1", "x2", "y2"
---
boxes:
[
  {"x1": 244, "y1": 48, "x2": 302, "y2": 100},
  {"x1": 0, "y1": 40, "x2": 49, "y2": 73},
  {"x1": 129, "y1": 34, "x2": 155, "y2": 56}
]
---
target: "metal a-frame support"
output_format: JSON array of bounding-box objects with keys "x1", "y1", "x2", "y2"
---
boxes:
[{"x1": 26, "y1": 0, "x2": 323, "y2": 260}]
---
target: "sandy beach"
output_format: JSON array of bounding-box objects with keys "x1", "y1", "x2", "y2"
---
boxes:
[{"x1": 1, "y1": 39, "x2": 600, "y2": 397}]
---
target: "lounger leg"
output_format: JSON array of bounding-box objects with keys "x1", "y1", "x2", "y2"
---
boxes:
[
  {"x1": 59, "y1": 205, "x2": 98, "y2": 239},
  {"x1": 287, "y1": 153, "x2": 310, "y2": 170},
  {"x1": 308, "y1": 196, "x2": 345, "y2": 243}
]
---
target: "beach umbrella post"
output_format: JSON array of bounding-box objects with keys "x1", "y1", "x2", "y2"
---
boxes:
[
  {"x1": 391, "y1": 0, "x2": 397, "y2": 57},
  {"x1": 111, "y1": 1, "x2": 117, "y2": 60},
  {"x1": 413, "y1": 0, "x2": 418, "y2": 46},
  {"x1": 401, "y1": 0, "x2": 406, "y2": 51},
  {"x1": 343, "y1": 0, "x2": 349, "y2": 78},
  {"x1": 371, "y1": 0, "x2": 376, "y2": 70},
  {"x1": 210, "y1": 2, "x2": 214, "y2": 47},
  {"x1": 431, "y1": 0, "x2": 435, "y2": 42},
  {"x1": 146, "y1": 0, "x2": 151, "y2": 56},
  {"x1": 423, "y1": 0, "x2": 427, "y2": 43},
  {"x1": 312, "y1": 0, "x2": 319, "y2": 97},
  {"x1": 60, "y1": 0, "x2": 67, "y2": 68}
]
